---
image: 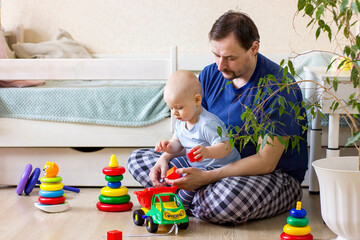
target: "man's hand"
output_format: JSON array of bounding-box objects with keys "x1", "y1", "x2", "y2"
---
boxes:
[
  {"x1": 149, "y1": 157, "x2": 169, "y2": 187},
  {"x1": 164, "y1": 167, "x2": 212, "y2": 191}
]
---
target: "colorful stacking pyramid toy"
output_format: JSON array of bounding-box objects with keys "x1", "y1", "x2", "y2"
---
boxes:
[
  {"x1": 280, "y1": 201, "x2": 313, "y2": 240},
  {"x1": 96, "y1": 155, "x2": 133, "y2": 212},
  {"x1": 34, "y1": 161, "x2": 70, "y2": 213}
]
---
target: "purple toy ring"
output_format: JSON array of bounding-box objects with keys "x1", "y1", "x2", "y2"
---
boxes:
[
  {"x1": 16, "y1": 164, "x2": 32, "y2": 195},
  {"x1": 24, "y1": 168, "x2": 40, "y2": 195}
]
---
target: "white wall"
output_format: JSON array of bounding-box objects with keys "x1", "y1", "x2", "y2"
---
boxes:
[{"x1": 1, "y1": 0, "x2": 335, "y2": 55}]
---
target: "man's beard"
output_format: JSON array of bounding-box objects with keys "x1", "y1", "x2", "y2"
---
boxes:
[{"x1": 221, "y1": 69, "x2": 240, "y2": 80}]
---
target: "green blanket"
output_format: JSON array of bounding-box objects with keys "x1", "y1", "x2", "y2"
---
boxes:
[{"x1": 0, "y1": 81, "x2": 169, "y2": 127}]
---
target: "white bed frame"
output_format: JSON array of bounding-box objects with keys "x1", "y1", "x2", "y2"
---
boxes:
[
  {"x1": 0, "y1": 28, "x2": 177, "y2": 187},
  {"x1": 1, "y1": 27, "x2": 354, "y2": 188}
]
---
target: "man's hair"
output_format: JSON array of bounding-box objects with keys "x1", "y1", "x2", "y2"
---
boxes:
[{"x1": 209, "y1": 10, "x2": 260, "y2": 50}]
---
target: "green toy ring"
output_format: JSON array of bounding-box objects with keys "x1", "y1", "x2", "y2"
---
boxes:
[
  {"x1": 105, "y1": 175, "x2": 123, "y2": 183},
  {"x1": 99, "y1": 194, "x2": 131, "y2": 204},
  {"x1": 287, "y1": 216, "x2": 309, "y2": 227},
  {"x1": 40, "y1": 176, "x2": 62, "y2": 183}
]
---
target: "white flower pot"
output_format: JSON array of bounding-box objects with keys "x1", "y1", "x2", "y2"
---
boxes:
[{"x1": 312, "y1": 156, "x2": 360, "y2": 240}]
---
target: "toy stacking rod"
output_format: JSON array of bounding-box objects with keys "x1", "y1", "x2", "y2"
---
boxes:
[{"x1": 17, "y1": 164, "x2": 80, "y2": 195}]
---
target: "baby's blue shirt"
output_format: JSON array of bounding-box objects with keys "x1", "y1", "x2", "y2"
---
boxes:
[{"x1": 174, "y1": 108, "x2": 241, "y2": 169}]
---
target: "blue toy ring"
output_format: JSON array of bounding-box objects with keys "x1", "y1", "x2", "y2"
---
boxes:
[
  {"x1": 24, "y1": 168, "x2": 40, "y2": 195},
  {"x1": 16, "y1": 164, "x2": 32, "y2": 195}
]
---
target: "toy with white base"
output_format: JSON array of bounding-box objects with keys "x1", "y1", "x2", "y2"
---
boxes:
[{"x1": 34, "y1": 162, "x2": 70, "y2": 213}]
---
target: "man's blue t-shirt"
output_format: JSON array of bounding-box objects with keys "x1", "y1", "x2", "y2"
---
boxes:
[{"x1": 198, "y1": 53, "x2": 308, "y2": 182}]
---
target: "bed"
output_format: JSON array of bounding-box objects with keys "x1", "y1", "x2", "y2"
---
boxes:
[
  {"x1": 0, "y1": 27, "x2": 177, "y2": 187},
  {"x1": 0, "y1": 26, "x2": 354, "y2": 189}
]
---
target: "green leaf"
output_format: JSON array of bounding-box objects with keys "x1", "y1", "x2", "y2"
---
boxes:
[
  {"x1": 316, "y1": 27, "x2": 321, "y2": 39},
  {"x1": 262, "y1": 134, "x2": 269, "y2": 149},
  {"x1": 353, "y1": 1, "x2": 359, "y2": 13},
  {"x1": 288, "y1": 60, "x2": 295, "y2": 76},
  {"x1": 351, "y1": 66, "x2": 359, "y2": 88},
  {"x1": 345, "y1": 130, "x2": 360, "y2": 146},
  {"x1": 316, "y1": 5, "x2": 325, "y2": 19},
  {"x1": 340, "y1": 0, "x2": 349, "y2": 14},
  {"x1": 298, "y1": 0, "x2": 306, "y2": 11},
  {"x1": 276, "y1": 135, "x2": 286, "y2": 145},
  {"x1": 344, "y1": 45, "x2": 351, "y2": 56},
  {"x1": 305, "y1": 3, "x2": 315, "y2": 16},
  {"x1": 332, "y1": 102, "x2": 339, "y2": 111},
  {"x1": 307, "y1": 18, "x2": 315, "y2": 27},
  {"x1": 324, "y1": 24, "x2": 332, "y2": 41},
  {"x1": 280, "y1": 59, "x2": 285, "y2": 67},
  {"x1": 350, "y1": 92, "x2": 355, "y2": 100},
  {"x1": 344, "y1": 25, "x2": 350, "y2": 38},
  {"x1": 229, "y1": 138, "x2": 235, "y2": 150},
  {"x1": 217, "y1": 126, "x2": 223, "y2": 138},
  {"x1": 333, "y1": 77, "x2": 338, "y2": 91}
]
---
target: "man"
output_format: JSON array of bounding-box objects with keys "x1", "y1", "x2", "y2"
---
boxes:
[{"x1": 128, "y1": 10, "x2": 308, "y2": 224}]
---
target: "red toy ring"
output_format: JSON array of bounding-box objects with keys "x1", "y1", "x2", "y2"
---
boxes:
[
  {"x1": 102, "y1": 166, "x2": 125, "y2": 176},
  {"x1": 280, "y1": 232, "x2": 313, "y2": 240},
  {"x1": 38, "y1": 196, "x2": 66, "y2": 205},
  {"x1": 96, "y1": 201, "x2": 133, "y2": 212}
]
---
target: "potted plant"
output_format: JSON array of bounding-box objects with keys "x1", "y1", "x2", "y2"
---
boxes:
[
  {"x1": 229, "y1": 1, "x2": 360, "y2": 239},
  {"x1": 296, "y1": 1, "x2": 360, "y2": 239}
]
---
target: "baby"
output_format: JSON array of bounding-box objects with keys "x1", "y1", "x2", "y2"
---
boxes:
[{"x1": 155, "y1": 70, "x2": 240, "y2": 209}]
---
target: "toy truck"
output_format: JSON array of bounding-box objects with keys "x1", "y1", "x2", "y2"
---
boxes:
[{"x1": 132, "y1": 186, "x2": 189, "y2": 233}]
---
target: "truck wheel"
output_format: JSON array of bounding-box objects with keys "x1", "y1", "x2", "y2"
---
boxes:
[
  {"x1": 133, "y1": 209, "x2": 145, "y2": 226},
  {"x1": 178, "y1": 221, "x2": 189, "y2": 230},
  {"x1": 145, "y1": 216, "x2": 158, "y2": 233}
]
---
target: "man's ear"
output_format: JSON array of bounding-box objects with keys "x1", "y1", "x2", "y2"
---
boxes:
[
  {"x1": 250, "y1": 41, "x2": 259, "y2": 56},
  {"x1": 194, "y1": 94, "x2": 202, "y2": 105}
]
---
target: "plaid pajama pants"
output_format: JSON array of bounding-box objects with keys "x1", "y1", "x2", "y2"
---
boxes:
[{"x1": 128, "y1": 148, "x2": 303, "y2": 225}]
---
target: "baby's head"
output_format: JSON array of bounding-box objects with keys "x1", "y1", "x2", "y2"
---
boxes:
[{"x1": 164, "y1": 70, "x2": 202, "y2": 122}]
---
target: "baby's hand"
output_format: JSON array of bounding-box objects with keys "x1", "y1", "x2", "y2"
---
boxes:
[
  {"x1": 155, "y1": 140, "x2": 171, "y2": 152},
  {"x1": 189, "y1": 145, "x2": 209, "y2": 162}
]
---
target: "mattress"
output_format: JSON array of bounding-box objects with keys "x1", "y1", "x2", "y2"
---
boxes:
[{"x1": 0, "y1": 80, "x2": 170, "y2": 127}]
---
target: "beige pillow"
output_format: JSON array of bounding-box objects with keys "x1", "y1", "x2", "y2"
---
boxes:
[{"x1": 12, "y1": 29, "x2": 92, "y2": 59}]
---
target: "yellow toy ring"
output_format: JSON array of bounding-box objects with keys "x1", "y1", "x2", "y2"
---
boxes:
[
  {"x1": 101, "y1": 186, "x2": 128, "y2": 197},
  {"x1": 40, "y1": 182, "x2": 64, "y2": 191},
  {"x1": 283, "y1": 224, "x2": 311, "y2": 236}
]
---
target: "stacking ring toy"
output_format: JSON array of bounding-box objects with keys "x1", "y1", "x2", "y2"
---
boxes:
[
  {"x1": 96, "y1": 201, "x2": 133, "y2": 212},
  {"x1": 17, "y1": 164, "x2": 80, "y2": 195},
  {"x1": 287, "y1": 216, "x2": 309, "y2": 227},
  {"x1": 40, "y1": 176, "x2": 62, "y2": 183},
  {"x1": 16, "y1": 164, "x2": 33, "y2": 195},
  {"x1": 101, "y1": 186, "x2": 128, "y2": 197},
  {"x1": 102, "y1": 166, "x2": 125, "y2": 176},
  {"x1": 40, "y1": 182, "x2": 64, "y2": 191},
  {"x1": 99, "y1": 194, "x2": 131, "y2": 204},
  {"x1": 105, "y1": 175, "x2": 124, "y2": 182},
  {"x1": 39, "y1": 189, "x2": 65, "y2": 198},
  {"x1": 280, "y1": 232, "x2": 313, "y2": 240},
  {"x1": 107, "y1": 182, "x2": 122, "y2": 189},
  {"x1": 38, "y1": 196, "x2": 66, "y2": 205},
  {"x1": 283, "y1": 224, "x2": 311, "y2": 236}
]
